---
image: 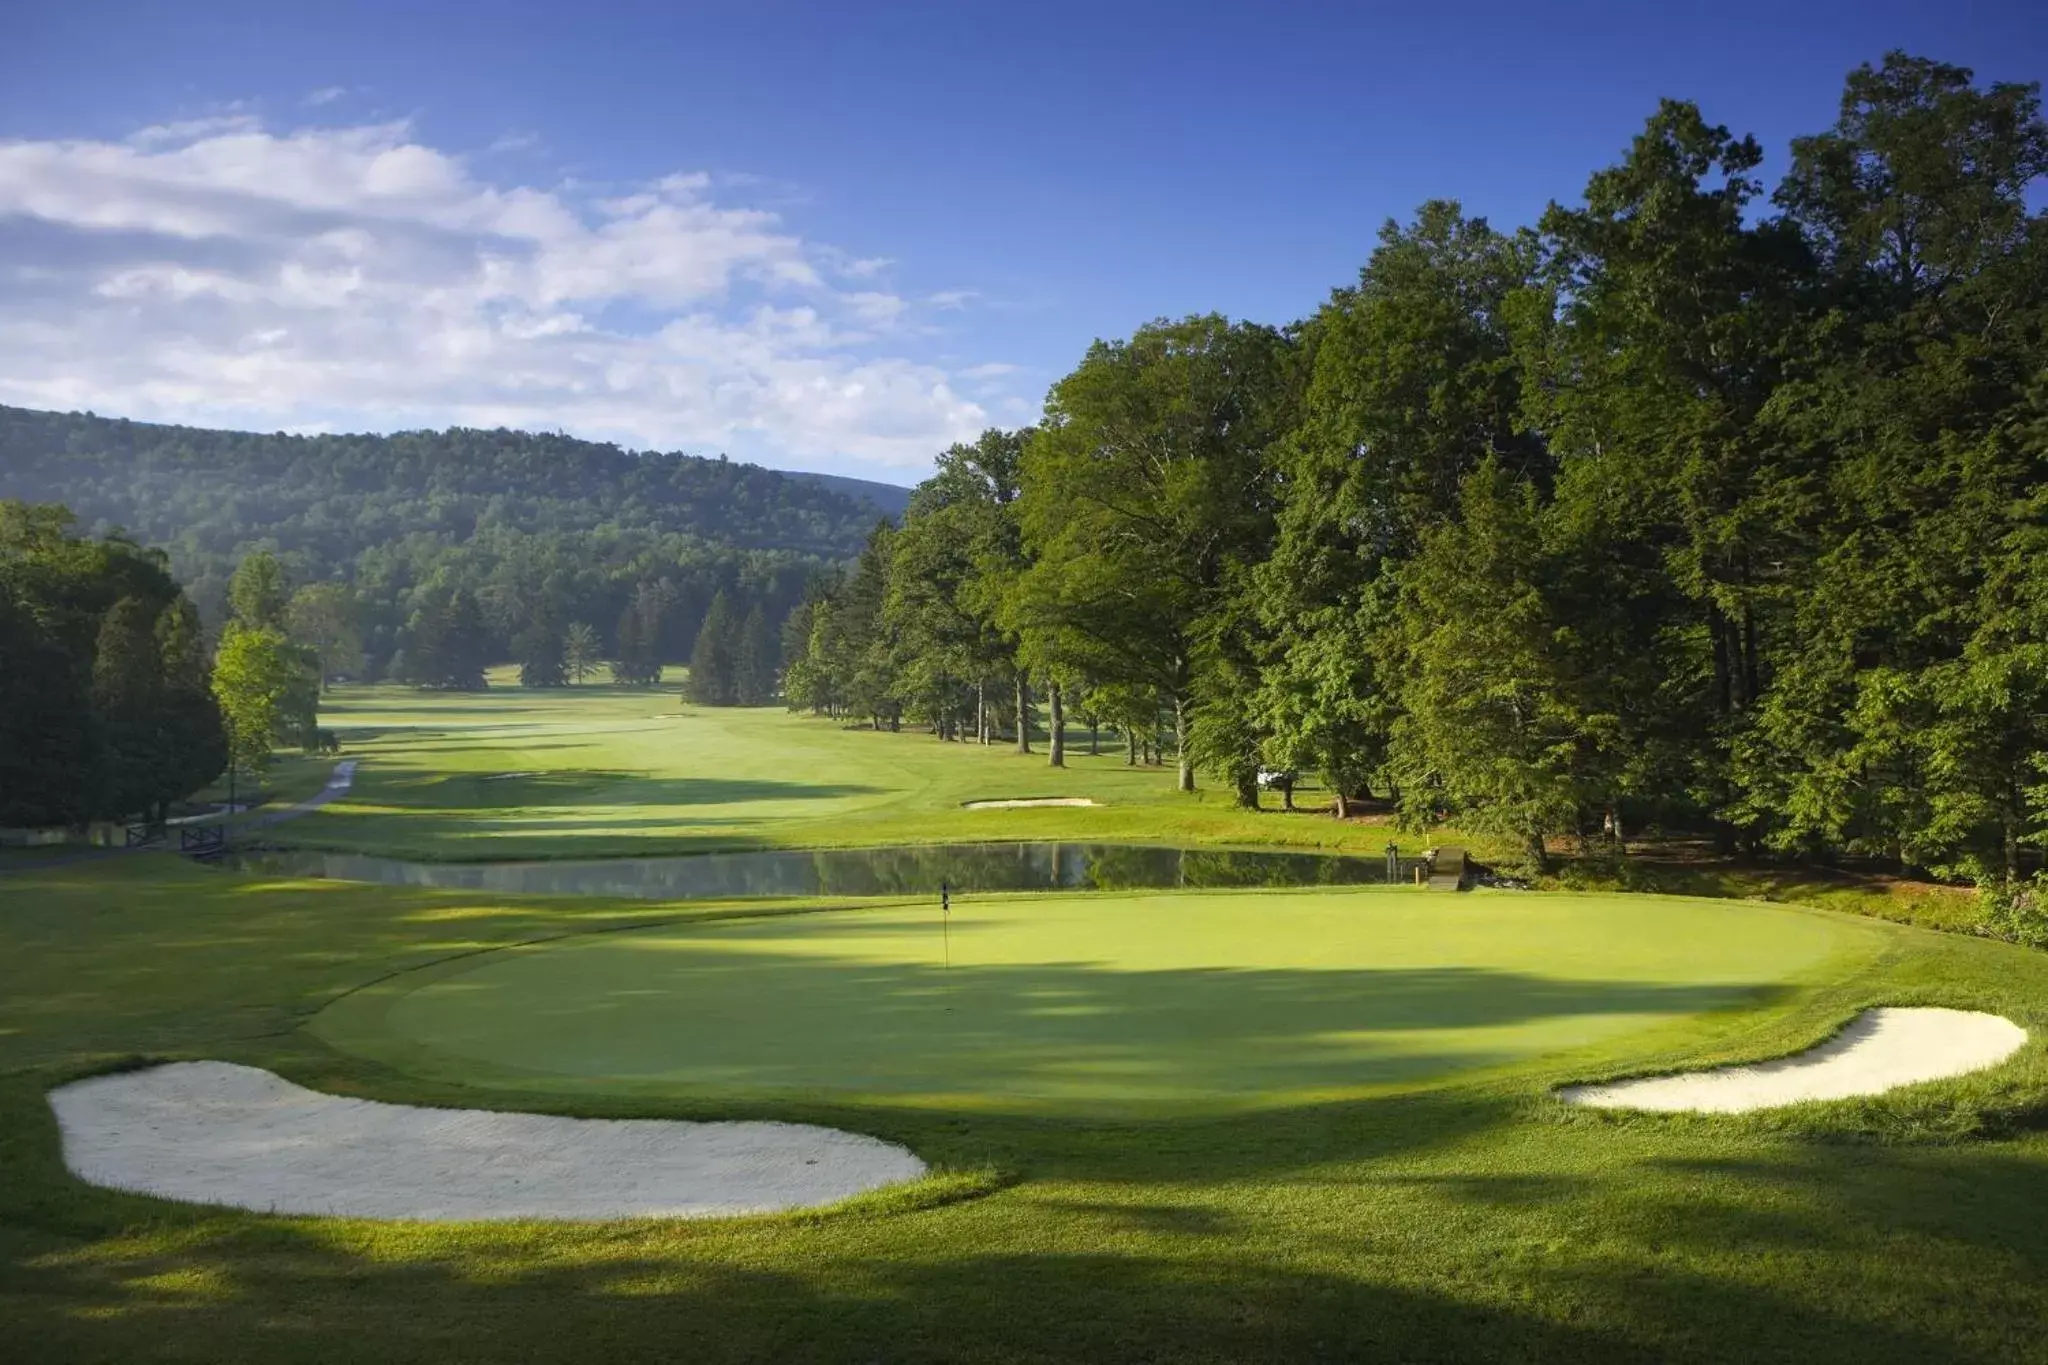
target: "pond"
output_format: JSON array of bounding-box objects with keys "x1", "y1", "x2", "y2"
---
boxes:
[{"x1": 220, "y1": 841, "x2": 1428, "y2": 900}]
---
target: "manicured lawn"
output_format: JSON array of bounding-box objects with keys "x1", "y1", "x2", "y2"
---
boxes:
[
  {"x1": 315, "y1": 889, "x2": 1879, "y2": 1114},
  {"x1": 7, "y1": 687, "x2": 2048, "y2": 1363},
  {"x1": 290, "y1": 680, "x2": 1416, "y2": 859}
]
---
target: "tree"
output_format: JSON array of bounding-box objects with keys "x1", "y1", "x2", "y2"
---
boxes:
[
  {"x1": 212, "y1": 623, "x2": 308, "y2": 773},
  {"x1": 1386, "y1": 462, "x2": 1612, "y2": 872},
  {"x1": 563, "y1": 621, "x2": 601, "y2": 684},
  {"x1": 733, "y1": 603, "x2": 777, "y2": 705},
  {"x1": 613, "y1": 581, "x2": 670, "y2": 686},
  {"x1": 1255, "y1": 203, "x2": 1541, "y2": 812},
  {"x1": 1017, "y1": 316, "x2": 1297, "y2": 791},
  {"x1": 0, "y1": 501, "x2": 226, "y2": 826},
  {"x1": 91, "y1": 596, "x2": 168, "y2": 819},
  {"x1": 228, "y1": 550, "x2": 291, "y2": 629},
  {"x1": 1536, "y1": 99, "x2": 1814, "y2": 848},
  {"x1": 153, "y1": 596, "x2": 228, "y2": 810},
  {"x1": 516, "y1": 620, "x2": 568, "y2": 688},
  {"x1": 688, "y1": 590, "x2": 739, "y2": 704},
  {"x1": 886, "y1": 430, "x2": 1031, "y2": 743},
  {"x1": 0, "y1": 585, "x2": 97, "y2": 827},
  {"x1": 400, "y1": 583, "x2": 491, "y2": 690},
  {"x1": 285, "y1": 582, "x2": 363, "y2": 688}
]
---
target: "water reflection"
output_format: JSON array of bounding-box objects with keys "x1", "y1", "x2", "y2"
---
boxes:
[{"x1": 220, "y1": 842, "x2": 1421, "y2": 900}]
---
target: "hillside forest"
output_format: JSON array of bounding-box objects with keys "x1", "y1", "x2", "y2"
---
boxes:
[{"x1": 0, "y1": 405, "x2": 906, "y2": 684}]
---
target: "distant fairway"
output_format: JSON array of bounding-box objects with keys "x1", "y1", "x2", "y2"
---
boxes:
[
  {"x1": 314, "y1": 888, "x2": 1879, "y2": 1114},
  {"x1": 288, "y1": 679, "x2": 1415, "y2": 860}
]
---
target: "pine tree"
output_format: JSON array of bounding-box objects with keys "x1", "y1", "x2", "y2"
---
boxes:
[
  {"x1": 516, "y1": 621, "x2": 568, "y2": 688},
  {"x1": 688, "y1": 590, "x2": 739, "y2": 704},
  {"x1": 733, "y1": 602, "x2": 776, "y2": 705}
]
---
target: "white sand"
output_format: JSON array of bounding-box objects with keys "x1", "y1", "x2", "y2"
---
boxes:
[
  {"x1": 1559, "y1": 1007, "x2": 2026, "y2": 1113},
  {"x1": 961, "y1": 797, "x2": 1099, "y2": 809},
  {"x1": 49, "y1": 1062, "x2": 926, "y2": 1222}
]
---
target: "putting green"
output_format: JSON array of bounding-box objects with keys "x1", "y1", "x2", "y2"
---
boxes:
[{"x1": 313, "y1": 888, "x2": 1882, "y2": 1114}]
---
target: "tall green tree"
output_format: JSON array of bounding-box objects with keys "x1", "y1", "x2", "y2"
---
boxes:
[
  {"x1": 1387, "y1": 462, "x2": 1610, "y2": 871},
  {"x1": 228, "y1": 550, "x2": 291, "y2": 630},
  {"x1": 284, "y1": 582, "x2": 363, "y2": 689},
  {"x1": 211, "y1": 623, "x2": 306, "y2": 773},
  {"x1": 733, "y1": 603, "x2": 777, "y2": 706},
  {"x1": 1017, "y1": 316, "x2": 1296, "y2": 791},
  {"x1": 1255, "y1": 202, "x2": 1541, "y2": 812},
  {"x1": 688, "y1": 590, "x2": 739, "y2": 704},
  {"x1": 1535, "y1": 99, "x2": 1814, "y2": 847},
  {"x1": 515, "y1": 620, "x2": 568, "y2": 688},
  {"x1": 887, "y1": 430, "x2": 1030, "y2": 743},
  {"x1": 1739, "y1": 53, "x2": 2048, "y2": 874}
]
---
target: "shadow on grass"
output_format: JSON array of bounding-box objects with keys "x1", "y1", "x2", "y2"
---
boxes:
[
  {"x1": 353, "y1": 770, "x2": 887, "y2": 811},
  {"x1": 5, "y1": 1118, "x2": 2016, "y2": 1365},
  {"x1": 314, "y1": 929, "x2": 1791, "y2": 1145}
]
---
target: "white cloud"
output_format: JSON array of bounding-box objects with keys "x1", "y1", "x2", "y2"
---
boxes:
[
  {"x1": 303, "y1": 86, "x2": 350, "y2": 107},
  {"x1": 0, "y1": 115, "x2": 1020, "y2": 471}
]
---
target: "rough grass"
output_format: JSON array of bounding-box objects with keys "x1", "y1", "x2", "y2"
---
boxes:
[
  {"x1": 1551, "y1": 851, "x2": 1987, "y2": 935},
  {"x1": 8, "y1": 690, "x2": 2048, "y2": 1362}
]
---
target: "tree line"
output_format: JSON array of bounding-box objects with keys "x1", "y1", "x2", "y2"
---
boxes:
[
  {"x1": 785, "y1": 52, "x2": 2048, "y2": 890},
  {"x1": 0, "y1": 503, "x2": 225, "y2": 827}
]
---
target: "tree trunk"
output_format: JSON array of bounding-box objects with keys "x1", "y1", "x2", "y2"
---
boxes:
[
  {"x1": 1281, "y1": 781, "x2": 1294, "y2": 812},
  {"x1": 977, "y1": 683, "x2": 987, "y2": 744},
  {"x1": 1089, "y1": 721, "x2": 1099, "y2": 755},
  {"x1": 1524, "y1": 827, "x2": 1550, "y2": 875},
  {"x1": 1126, "y1": 728, "x2": 1138, "y2": 766},
  {"x1": 1173, "y1": 695, "x2": 1193, "y2": 792},
  {"x1": 1235, "y1": 770, "x2": 1259, "y2": 809},
  {"x1": 1047, "y1": 681, "x2": 1065, "y2": 767},
  {"x1": 1334, "y1": 788, "x2": 1349, "y2": 820},
  {"x1": 1014, "y1": 675, "x2": 1032, "y2": 754}
]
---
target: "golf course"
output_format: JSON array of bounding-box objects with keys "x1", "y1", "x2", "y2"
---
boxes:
[{"x1": 6, "y1": 682, "x2": 2048, "y2": 1364}]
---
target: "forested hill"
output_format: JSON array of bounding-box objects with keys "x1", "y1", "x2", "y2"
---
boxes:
[
  {"x1": 0, "y1": 403, "x2": 914, "y2": 679},
  {"x1": 788, "y1": 470, "x2": 912, "y2": 520},
  {"x1": 0, "y1": 404, "x2": 906, "y2": 566}
]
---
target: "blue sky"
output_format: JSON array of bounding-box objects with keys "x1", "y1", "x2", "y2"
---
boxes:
[{"x1": 4, "y1": 0, "x2": 2044, "y2": 484}]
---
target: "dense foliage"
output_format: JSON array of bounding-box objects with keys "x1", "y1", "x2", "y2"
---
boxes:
[
  {"x1": 0, "y1": 502, "x2": 226, "y2": 827},
  {"x1": 786, "y1": 51, "x2": 2048, "y2": 890},
  {"x1": 0, "y1": 406, "x2": 907, "y2": 683}
]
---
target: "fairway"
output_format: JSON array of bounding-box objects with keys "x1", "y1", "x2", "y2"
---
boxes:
[
  {"x1": 314, "y1": 889, "x2": 1877, "y2": 1112},
  {"x1": 286, "y1": 681, "x2": 1414, "y2": 860}
]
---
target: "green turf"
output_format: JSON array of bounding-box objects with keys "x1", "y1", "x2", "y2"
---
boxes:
[
  {"x1": 9, "y1": 686, "x2": 2048, "y2": 1363},
  {"x1": 286, "y1": 679, "x2": 1421, "y2": 859},
  {"x1": 314, "y1": 889, "x2": 1878, "y2": 1113}
]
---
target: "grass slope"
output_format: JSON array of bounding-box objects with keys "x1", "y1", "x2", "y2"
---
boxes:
[{"x1": 6, "y1": 688, "x2": 2048, "y2": 1363}]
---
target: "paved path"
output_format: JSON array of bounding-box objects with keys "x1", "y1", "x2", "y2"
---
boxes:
[
  {"x1": 241, "y1": 760, "x2": 357, "y2": 830},
  {"x1": 0, "y1": 760, "x2": 358, "y2": 875}
]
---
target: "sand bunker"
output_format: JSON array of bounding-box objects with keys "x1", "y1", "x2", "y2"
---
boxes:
[
  {"x1": 961, "y1": 797, "x2": 1099, "y2": 809},
  {"x1": 1560, "y1": 1007, "x2": 2026, "y2": 1113},
  {"x1": 49, "y1": 1062, "x2": 926, "y2": 1222}
]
